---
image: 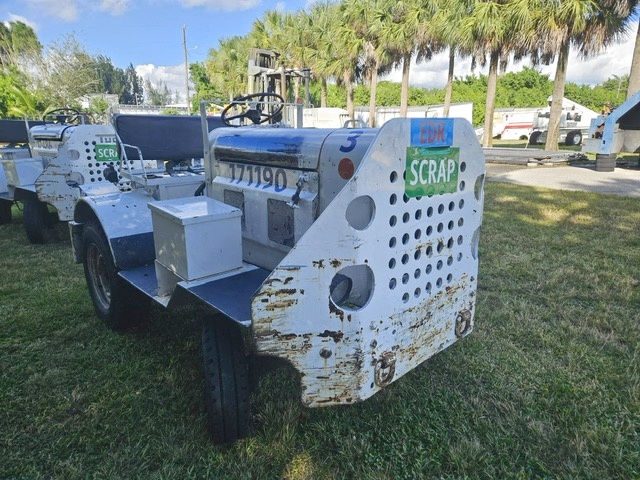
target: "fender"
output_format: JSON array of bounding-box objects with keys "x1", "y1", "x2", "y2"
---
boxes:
[{"x1": 72, "y1": 186, "x2": 156, "y2": 269}]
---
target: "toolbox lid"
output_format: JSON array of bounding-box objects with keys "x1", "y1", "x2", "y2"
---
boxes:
[{"x1": 148, "y1": 196, "x2": 241, "y2": 226}]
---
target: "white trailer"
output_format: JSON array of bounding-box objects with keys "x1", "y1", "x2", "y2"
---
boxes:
[
  {"x1": 69, "y1": 95, "x2": 486, "y2": 444},
  {"x1": 492, "y1": 108, "x2": 536, "y2": 140}
]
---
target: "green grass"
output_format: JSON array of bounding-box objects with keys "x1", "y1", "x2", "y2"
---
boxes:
[{"x1": 1, "y1": 184, "x2": 639, "y2": 479}]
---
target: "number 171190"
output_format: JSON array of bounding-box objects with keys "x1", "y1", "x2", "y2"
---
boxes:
[{"x1": 228, "y1": 163, "x2": 288, "y2": 192}]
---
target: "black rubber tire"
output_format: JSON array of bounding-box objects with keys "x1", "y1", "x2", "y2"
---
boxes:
[
  {"x1": 202, "y1": 318, "x2": 251, "y2": 444},
  {"x1": 529, "y1": 131, "x2": 542, "y2": 145},
  {"x1": 23, "y1": 199, "x2": 52, "y2": 244},
  {"x1": 595, "y1": 153, "x2": 616, "y2": 172},
  {"x1": 82, "y1": 222, "x2": 150, "y2": 330},
  {"x1": 565, "y1": 130, "x2": 582, "y2": 146},
  {"x1": 0, "y1": 200, "x2": 12, "y2": 225}
]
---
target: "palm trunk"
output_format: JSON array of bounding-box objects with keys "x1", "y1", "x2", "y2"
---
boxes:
[
  {"x1": 280, "y1": 65, "x2": 287, "y2": 102},
  {"x1": 293, "y1": 77, "x2": 300, "y2": 102},
  {"x1": 344, "y1": 71, "x2": 355, "y2": 119},
  {"x1": 627, "y1": 21, "x2": 640, "y2": 99},
  {"x1": 443, "y1": 47, "x2": 455, "y2": 117},
  {"x1": 321, "y1": 77, "x2": 328, "y2": 108},
  {"x1": 482, "y1": 50, "x2": 499, "y2": 148},
  {"x1": 545, "y1": 38, "x2": 569, "y2": 151},
  {"x1": 400, "y1": 52, "x2": 411, "y2": 117},
  {"x1": 368, "y1": 59, "x2": 380, "y2": 127}
]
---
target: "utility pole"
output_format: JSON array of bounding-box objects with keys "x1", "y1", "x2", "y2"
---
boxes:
[{"x1": 183, "y1": 25, "x2": 190, "y2": 112}]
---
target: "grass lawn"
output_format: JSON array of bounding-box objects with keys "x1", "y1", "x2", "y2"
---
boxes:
[{"x1": 1, "y1": 182, "x2": 639, "y2": 479}]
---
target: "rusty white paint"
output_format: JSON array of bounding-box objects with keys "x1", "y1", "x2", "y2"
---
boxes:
[{"x1": 251, "y1": 118, "x2": 485, "y2": 407}]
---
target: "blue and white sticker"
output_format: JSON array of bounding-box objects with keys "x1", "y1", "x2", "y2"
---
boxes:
[{"x1": 410, "y1": 118, "x2": 454, "y2": 147}]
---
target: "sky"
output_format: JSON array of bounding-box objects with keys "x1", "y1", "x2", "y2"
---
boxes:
[{"x1": 1, "y1": 0, "x2": 638, "y2": 103}]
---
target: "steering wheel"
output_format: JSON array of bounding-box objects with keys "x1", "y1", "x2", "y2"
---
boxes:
[
  {"x1": 43, "y1": 108, "x2": 84, "y2": 125},
  {"x1": 221, "y1": 93, "x2": 285, "y2": 127}
]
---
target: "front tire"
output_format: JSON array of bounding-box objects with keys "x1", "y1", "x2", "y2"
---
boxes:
[
  {"x1": 82, "y1": 222, "x2": 150, "y2": 330},
  {"x1": 23, "y1": 199, "x2": 53, "y2": 244},
  {"x1": 202, "y1": 318, "x2": 251, "y2": 444},
  {"x1": 0, "y1": 200, "x2": 12, "y2": 225}
]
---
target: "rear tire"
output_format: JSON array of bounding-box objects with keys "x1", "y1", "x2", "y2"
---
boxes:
[
  {"x1": 529, "y1": 131, "x2": 542, "y2": 145},
  {"x1": 565, "y1": 130, "x2": 582, "y2": 146},
  {"x1": 23, "y1": 199, "x2": 52, "y2": 244},
  {"x1": 0, "y1": 200, "x2": 11, "y2": 225},
  {"x1": 82, "y1": 222, "x2": 150, "y2": 330},
  {"x1": 202, "y1": 318, "x2": 251, "y2": 444}
]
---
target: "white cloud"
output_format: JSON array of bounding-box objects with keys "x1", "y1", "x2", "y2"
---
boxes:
[
  {"x1": 136, "y1": 63, "x2": 188, "y2": 102},
  {"x1": 179, "y1": 0, "x2": 261, "y2": 11},
  {"x1": 99, "y1": 0, "x2": 130, "y2": 15},
  {"x1": 26, "y1": 0, "x2": 78, "y2": 22},
  {"x1": 384, "y1": 22, "x2": 637, "y2": 89}
]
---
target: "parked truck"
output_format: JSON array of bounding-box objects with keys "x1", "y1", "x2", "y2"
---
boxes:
[
  {"x1": 529, "y1": 97, "x2": 598, "y2": 146},
  {"x1": 69, "y1": 94, "x2": 486, "y2": 444}
]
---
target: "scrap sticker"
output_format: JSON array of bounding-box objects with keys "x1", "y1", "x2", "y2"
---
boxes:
[
  {"x1": 95, "y1": 143, "x2": 119, "y2": 162},
  {"x1": 405, "y1": 147, "x2": 459, "y2": 197},
  {"x1": 410, "y1": 118, "x2": 454, "y2": 147}
]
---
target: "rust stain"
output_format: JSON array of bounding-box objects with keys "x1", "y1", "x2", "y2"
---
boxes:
[
  {"x1": 329, "y1": 259, "x2": 341, "y2": 268},
  {"x1": 329, "y1": 299, "x2": 345, "y2": 321},
  {"x1": 312, "y1": 259, "x2": 324, "y2": 268},
  {"x1": 264, "y1": 298, "x2": 298, "y2": 311},
  {"x1": 253, "y1": 328, "x2": 281, "y2": 339},
  {"x1": 283, "y1": 276, "x2": 294, "y2": 285},
  {"x1": 269, "y1": 288, "x2": 297, "y2": 296},
  {"x1": 318, "y1": 329, "x2": 344, "y2": 343}
]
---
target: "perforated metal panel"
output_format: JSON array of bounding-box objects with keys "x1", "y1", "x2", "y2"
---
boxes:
[
  {"x1": 35, "y1": 125, "x2": 152, "y2": 221},
  {"x1": 250, "y1": 118, "x2": 485, "y2": 406}
]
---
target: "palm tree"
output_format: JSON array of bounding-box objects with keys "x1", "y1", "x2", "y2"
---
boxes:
[
  {"x1": 534, "y1": 0, "x2": 633, "y2": 150},
  {"x1": 378, "y1": 0, "x2": 440, "y2": 118},
  {"x1": 594, "y1": 0, "x2": 637, "y2": 99},
  {"x1": 459, "y1": 0, "x2": 511, "y2": 147},
  {"x1": 303, "y1": 1, "x2": 339, "y2": 108},
  {"x1": 343, "y1": 0, "x2": 392, "y2": 127},
  {"x1": 432, "y1": 0, "x2": 473, "y2": 117},
  {"x1": 206, "y1": 36, "x2": 250, "y2": 100},
  {"x1": 332, "y1": 8, "x2": 363, "y2": 119}
]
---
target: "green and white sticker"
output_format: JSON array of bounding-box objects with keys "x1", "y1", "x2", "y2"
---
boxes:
[
  {"x1": 405, "y1": 146, "x2": 459, "y2": 197},
  {"x1": 95, "y1": 143, "x2": 119, "y2": 162}
]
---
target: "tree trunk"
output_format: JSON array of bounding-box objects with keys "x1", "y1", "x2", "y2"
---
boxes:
[
  {"x1": 443, "y1": 47, "x2": 455, "y2": 117},
  {"x1": 545, "y1": 38, "x2": 570, "y2": 151},
  {"x1": 321, "y1": 77, "x2": 328, "y2": 108},
  {"x1": 293, "y1": 77, "x2": 300, "y2": 102},
  {"x1": 280, "y1": 65, "x2": 287, "y2": 102},
  {"x1": 400, "y1": 52, "x2": 411, "y2": 117},
  {"x1": 368, "y1": 59, "x2": 380, "y2": 127},
  {"x1": 344, "y1": 71, "x2": 355, "y2": 119},
  {"x1": 482, "y1": 50, "x2": 499, "y2": 148},
  {"x1": 627, "y1": 20, "x2": 640, "y2": 99}
]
